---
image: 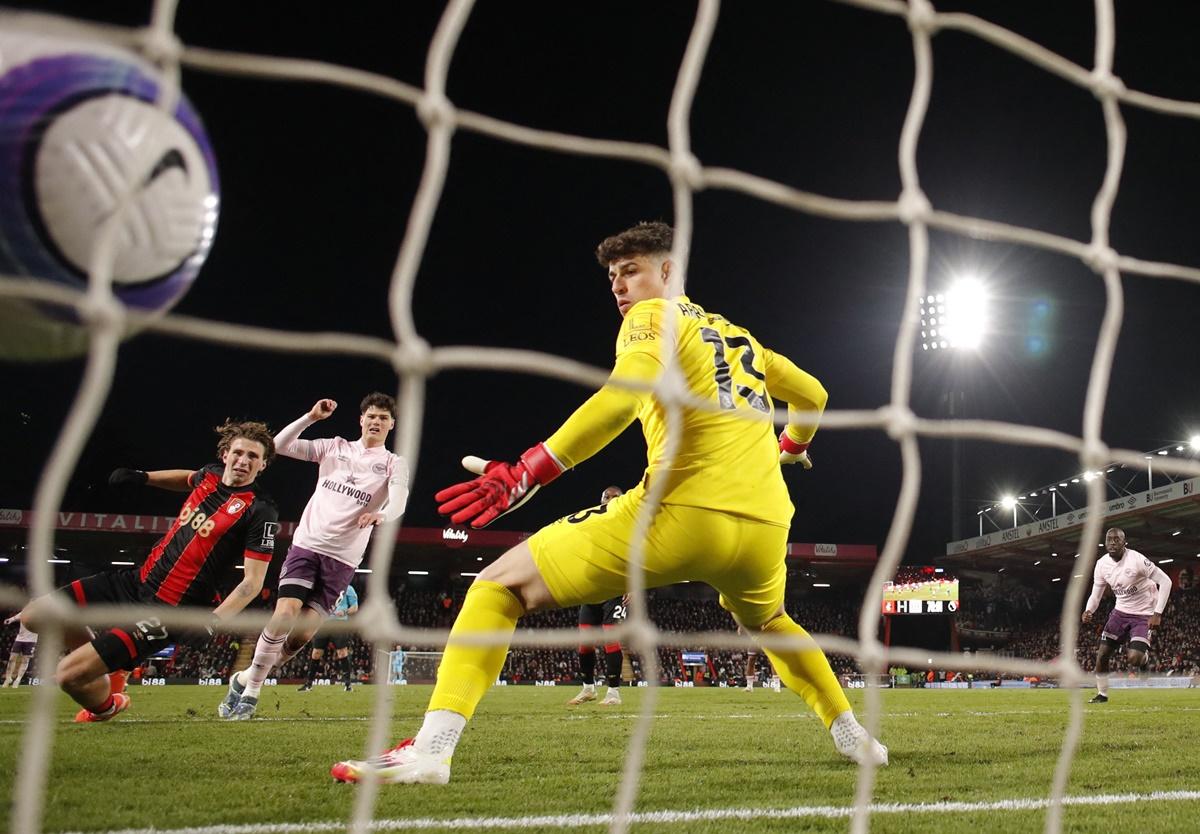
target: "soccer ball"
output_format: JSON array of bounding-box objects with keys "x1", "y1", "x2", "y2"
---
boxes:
[{"x1": 0, "y1": 26, "x2": 219, "y2": 360}]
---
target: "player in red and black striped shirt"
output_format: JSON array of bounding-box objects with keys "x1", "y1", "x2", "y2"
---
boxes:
[{"x1": 18, "y1": 420, "x2": 280, "y2": 722}]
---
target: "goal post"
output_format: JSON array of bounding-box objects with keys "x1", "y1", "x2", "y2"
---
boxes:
[{"x1": 387, "y1": 650, "x2": 443, "y2": 685}]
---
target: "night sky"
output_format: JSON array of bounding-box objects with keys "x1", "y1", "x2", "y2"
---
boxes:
[{"x1": 4, "y1": 1, "x2": 1200, "y2": 563}]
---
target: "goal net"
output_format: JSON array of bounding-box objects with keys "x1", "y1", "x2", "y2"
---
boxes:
[
  {"x1": 386, "y1": 650, "x2": 443, "y2": 686},
  {"x1": 3, "y1": 2, "x2": 1200, "y2": 834}
]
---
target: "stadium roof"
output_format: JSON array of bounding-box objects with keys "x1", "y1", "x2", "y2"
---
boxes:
[{"x1": 939, "y1": 475, "x2": 1200, "y2": 579}]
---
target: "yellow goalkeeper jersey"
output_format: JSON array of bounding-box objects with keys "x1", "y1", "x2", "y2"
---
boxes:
[{"x1": 546, "y1": 295, "x2": 827, "y2": 528}]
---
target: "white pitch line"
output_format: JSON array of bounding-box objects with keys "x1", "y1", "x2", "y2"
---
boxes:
[
  {"x1": 57, "y1": 790, "x2": 1200, "y2": 834},
  {"x1": 5, "y1": 704, "x2": 1200, "y2": 727}
]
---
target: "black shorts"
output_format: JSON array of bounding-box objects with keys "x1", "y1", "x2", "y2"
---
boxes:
[
  {"x1": 313, "y1": 628, "x2": 351, "y2": 653},
  {"x1": 579, "y1": 597, "x2": 626, "y2": 627},
  {"x1": 64, "y1": 570, "x2": 177, "y2": 672}
]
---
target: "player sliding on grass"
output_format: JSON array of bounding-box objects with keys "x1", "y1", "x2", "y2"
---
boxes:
[
  {"x1": 330, "y1": 220, "x2": 886, "y2": 785},
  {"x1": 1082, "y1": 527, "x2": 1172, "y2": 703},
  {"x1": 18, "y1": 420, "x2": 279, "y2": 722},
  {"x1": 219, "y1": 393, "x2": 408, "y2": 719}
]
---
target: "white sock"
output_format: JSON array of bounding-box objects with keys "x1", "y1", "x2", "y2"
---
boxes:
[
  {"x1": 244, "y1": 630, "x2": 287, "y2": 697},
  {"x1": 415, "y1": 709, "x2": 467, "y2": 758},
  {"x1": 1096, "y1": 674, "x2": 1109, "y2": 696},
  {"x1": 583, "y1": 682, "x2": 595, "y2": 692}
]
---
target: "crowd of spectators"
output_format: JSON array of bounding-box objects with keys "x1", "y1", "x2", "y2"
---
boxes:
[
  {"x1": 985, "y1": 584, "x2": 1200, "y2": 676},
  {"x1": 8, "y1": 571, "x2": 1199, "y2": 686}
]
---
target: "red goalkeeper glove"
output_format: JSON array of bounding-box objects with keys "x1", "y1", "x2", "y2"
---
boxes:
[
  {"x1": 435, "y1": 443, "x2": 564, "y2": 528},
  {"x1": 778, "y1": 430, "x2": 813, "y2": 469}
]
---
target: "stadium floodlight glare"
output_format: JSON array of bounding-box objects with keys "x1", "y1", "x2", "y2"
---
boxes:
[
  {"x1": 813, "y1": 582, "x2": 831, "y2": 588},
  {"x1": 47, "y1": 558, "x2": 70, "y2": 564},
  {"x1": 407, "y1": 570, "x2": 429, "y2": 575},
  {"x1": 999, "y1": 495, "x2": 1016, "y2": 509},
  {"x1": 920, "y1": 277, "x2": 988, "y2": 351},
  {"x1": 1159, "y1": 558, "x2": 1174, "y2": 564},
  {"x1": 355, "y1": 568, "x2": 373, "y2": 574},
  {"x1": 110, "y1": 560, "x2": 135, "y2": 566},
  {"x1": 1190, "y1": 434, "x2": 1200, "y2": 450}
]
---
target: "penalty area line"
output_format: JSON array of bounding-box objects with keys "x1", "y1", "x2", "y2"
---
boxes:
[{"x1": 67, "y1": 789, "x2": 1200, "y2": 834}]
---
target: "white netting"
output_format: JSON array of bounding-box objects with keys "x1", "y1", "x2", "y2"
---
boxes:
[{"x1": 5, "y1": 2, "x2": 1200, "y2": 833}]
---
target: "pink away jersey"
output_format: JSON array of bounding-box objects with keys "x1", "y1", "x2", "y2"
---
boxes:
[
  {"x1": 290, "y1": 436, "x2": 408, "y2": 566},
  {"x1": 1091, "y1": 549, "x2": 1168, "y2": 617}
]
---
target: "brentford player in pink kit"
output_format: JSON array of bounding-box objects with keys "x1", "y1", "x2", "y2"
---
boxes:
[
  {"x1": 1082, "y1": 527, "x2": 1172, "y2": 703},
  {"x1": 219, "y1": 393, "x2": 409, "y2": 719}
]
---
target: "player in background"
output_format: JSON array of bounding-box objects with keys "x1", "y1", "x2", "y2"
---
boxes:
[
  {"x1": 566, "y1": 486, "x2": 628, "y2": 707},
  {"x1": 299, "y1": 584, "x2": 359, "y2": 692},
  {"x1": 220, "y1": 393, "x2": 408, "y2": 719},
  {"x1": 17, "y1": 420, "x2": 278, "y2": 721},
  {"x1": 330, "y1": 220, "x2": 886, "y2": 785},
  {"x1": 743, "y1": 647, "x2": 763, "y2": 692},
  {"x1": 738, "y1": 625, "x2": 777, "y2": 692},
  {"x1": 1082, "y1": 527, "x2": 1172, "y2": 703},
  {"x1": 390, "y1": 645, "x2": 407, "y2": 684},
  {"x1": 3, "y1": 613, "x2": 38, "y2": 686}
]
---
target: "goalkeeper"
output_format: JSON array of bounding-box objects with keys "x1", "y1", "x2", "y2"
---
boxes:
[{"x1": 331, "y1": 221, "x2": 886, "y2": 784}]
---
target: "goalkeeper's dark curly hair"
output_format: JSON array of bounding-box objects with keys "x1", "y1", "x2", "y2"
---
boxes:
[
  {"x1": 595, "y1": 221, "x2": 673, "y2": 266},
  {"x1": 214, "y1": 419, "x2": 276, "y2": 466}
]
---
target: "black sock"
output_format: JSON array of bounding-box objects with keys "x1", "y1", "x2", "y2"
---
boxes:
[
  {"x1": 605, "y1": 648, "x2": 622, "y2": 689},
  {"x1": 306, "y1": 656, "x2": 320, "y2": 684},
  {"x1": 340, "y1": 655, "x2": 353, "y2": 684},
  {"x1": 579, "y1": 648, "x2": 596, "y2": 683}
]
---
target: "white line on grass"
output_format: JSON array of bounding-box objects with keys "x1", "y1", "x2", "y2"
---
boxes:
[
  {"x1": 64, "y1": 790, "x2": 1200, "y2": 834},
  {"x1": 6, "y1": 705, "x2": 1200, "y2": 727}
]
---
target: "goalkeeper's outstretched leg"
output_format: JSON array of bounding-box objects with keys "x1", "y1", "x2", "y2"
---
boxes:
[{"x1": 330, "y1": 542, "x2": 548, "y2": 784}]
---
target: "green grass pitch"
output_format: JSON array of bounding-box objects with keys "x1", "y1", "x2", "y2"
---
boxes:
[{"x1": 1, "y1": 684, "x2": 1198, "y2": 832}]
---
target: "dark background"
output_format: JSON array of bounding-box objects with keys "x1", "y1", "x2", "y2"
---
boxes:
[{"x1": 4, "y1": 1, "x2": 1200, "y2": 563}]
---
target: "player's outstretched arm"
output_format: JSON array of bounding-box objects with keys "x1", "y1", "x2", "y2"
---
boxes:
[
  {"x1": 763, "y1": 348, "x2": 828, "y2": 468},
  {"x1": 274, "y1": 399, "x2": 334, "y2": 461},
  {"x1": 435, "y1": 351, "x2": 658, "y2": 529},
  {"x1": 110, "y1": 468, "x2": 194, "y2": 491}
]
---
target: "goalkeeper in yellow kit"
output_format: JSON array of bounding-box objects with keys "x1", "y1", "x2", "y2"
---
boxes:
[{"x1": 330, "y1": 221, "x2": 887, "y2": 784}]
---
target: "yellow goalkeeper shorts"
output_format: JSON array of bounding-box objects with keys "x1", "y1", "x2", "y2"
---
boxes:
[{"x1": 528, "y1": 484, "x2": 789, "y2": 627}]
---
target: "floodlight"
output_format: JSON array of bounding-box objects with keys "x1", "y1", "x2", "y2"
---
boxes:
[
  {"x1": 1190, "y1": 434, "x2": 1200, "y2": 450},
  {"x1": 919, "y1": 277, "x2": 989, "y2": 351},
  {"x1": 999, "y1": 495, "x2": 1016, "y2": 509}
]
